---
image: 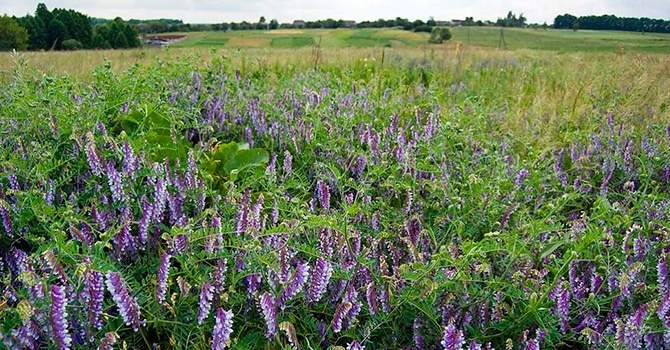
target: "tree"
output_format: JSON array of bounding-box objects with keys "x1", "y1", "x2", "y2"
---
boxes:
[
  {"x1": 92, "y1": 33, "x2": 111, "y2": 49},
  {"x1": 269, "y1": 19, "x2": 279, "y2": 30},
  {"x1": 0, "y1": 15, "x2": 29, "y2": 51},
  {"x1": 114, "y1": 30, "x2": 129, "y2": 48},
  {"x1": 46, "y1": 18, "x2": 68, "y2": 50},
  {"x1": 428, "y1": 26, "x2": 452, "y2": 43}
]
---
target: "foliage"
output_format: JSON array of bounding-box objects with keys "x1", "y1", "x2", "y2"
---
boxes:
[
  {"x1": 61, "y1": 38, "x2": 83, "y2": 50},
  {"x1": 0, "y1": 49, "x2": 669, "y2": 350},
  {"x1": 496, "y1": 11, "x2": 527, "y2": 27},
  {"x1": 428, "y1": 27, "x2": 452, "y2": 43},
  {"x1": 0, "y1": 15, "x2": 29, "y2": 51},
  {"x1": 554, "y1": 13, "x2": 670, "y2": 33}
]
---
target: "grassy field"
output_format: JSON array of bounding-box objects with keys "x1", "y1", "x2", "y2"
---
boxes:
[
  {"x1": 450, "y1": 26, "x2": 670, "y2": 53},
  {"x1": 160, "y1": 27, "x2": 670, "y2": 53},
  {"x1": 169, "y1": 28, "x2": 430, "y2": 48}
]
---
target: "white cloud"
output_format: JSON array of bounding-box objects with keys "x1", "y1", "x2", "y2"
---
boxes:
[{"x1": 1, "y1": 0, "x2": 668, "y2": 24}]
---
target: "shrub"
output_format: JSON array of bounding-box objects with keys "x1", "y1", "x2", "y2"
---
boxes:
[
  {"x1": 429, "y1": 26, "x2": 452, "y2": 43},
  {"x1": 61, "y1": 38, "x2": 83, "y2": 51}
]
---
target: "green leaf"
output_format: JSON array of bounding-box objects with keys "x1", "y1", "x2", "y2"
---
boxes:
[{"x1": 223, "y1": 148, "x2": 269, "y2": 174}]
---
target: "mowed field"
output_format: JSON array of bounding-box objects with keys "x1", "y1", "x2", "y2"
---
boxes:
[{"x1": 162, "y1": 27, "x2": 670, "y2": 53}]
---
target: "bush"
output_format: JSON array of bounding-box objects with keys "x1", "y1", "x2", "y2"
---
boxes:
[
  {"x1": 428, "y1": 26, "x2": 452, "y2": 44},
  {"x1": 61, "y1": 38, "x2": 83, "y2": 50},
  {"x1": 413, "y1": 24, "x2": 433, "y2": 33}
]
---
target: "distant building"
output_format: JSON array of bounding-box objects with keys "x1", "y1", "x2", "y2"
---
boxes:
[
  {"x1": 343, "y1": 20, "x2": 356, "y2": 28},
  {"x1": 293, "y1": 20, "x2": 305, "y2": 28},
  {"x1": 451, "y1": 19, "x2": 465, "y2": 26}
]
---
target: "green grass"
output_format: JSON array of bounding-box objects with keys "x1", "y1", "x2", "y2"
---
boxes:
[
  {"x1": 163, "y1": 27, "x2": 670, "y2": 53},
  {"x1": 270, "y1": 36, "x2": 315, "y2": 48},
  {"x1": 450, "y1": 26, "x2": 670, "y2": 53},
  {"x1": 168, "y1": 28, "x2": 429, "y2": 49}
]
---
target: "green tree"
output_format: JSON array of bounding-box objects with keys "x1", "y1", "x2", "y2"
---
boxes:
[
  {"x1": 46, "y1": 18, "x2": 68, "y2": 49},
  {"x1": 114, "y1": 31, "x2": 129, "y2": 48},
  {"x1": 269, "y1": 19, "x2": 279, "y2": 30},
  {"x1": 92, "y1": 33, "x2": 111, "y2": 49},
  {"x1": 61, "y1": 38, "x2": 82, "y2": 50},
  {"x1": 123, "y1": 25, "x2": 141, "y2": 47},
  {"x1": 428, "y1": 26, "x2": 452, "y2": 44},
  {"x1": 0, "y1": 15, "x2": 29, "y2": 51}
]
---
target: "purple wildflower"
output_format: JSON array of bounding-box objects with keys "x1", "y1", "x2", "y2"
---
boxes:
[
  {"x1": 441, "y1": 322, "x2": 465, "y2": 350},
  {"x1": 198, "y1": 283, "x2": 215, "y2": 325},
  {"x1": 332, "y1": 300, "x2": 353, "y2": 333},
  {"x1": 366, "y1": 282, "x2": 379, "y2": 315},
  {"x1": 413, "y1": 318, "x2": 426, "y2": 350},
  {"x1": 152, "y1": 178, "x2": 167, "y2": 223},
  {"x1": 70, "y1": 223, "x2": 93, "y2": 249},
  {"x1": 278, "y1": 261, "x2": 309, "y2": 309},
  {"x1": 156, "y1": 252, "x2": 171, "y2": 303},
  {"x1": 85, "y1": 136, "x2": 104, "y2": 176},
  {"x1": 122, "y1": 141, "x2": 138, "y2": 178},
  {"x1": 514, "y1": 168, "x2": 529, "y2": 189},
  {"x1": 205, "y1": 216, "x2": 223, "y2": 254},
  {"x1": 659, "y1": 258, "x2": 668, "y2": 295},
  {"x1": 347, "y1": 340, "x2": 365, "y2": 350},
  {"x1": 316, "y1": 180, "x2": 330, "y2": 211},
  {"x1": 259, "y1": 292, "x2": 278, "y2": 338},
  {"x1": 550, "y1": 284, "x2": 570, "y2": 333},
  {"x1": 353, "y1": 155, "x2": 367, "y2": 179},
  {"x1": 307, "y1": 258, "x2": 333, "y2": 303},
  {"x1": 97, "y1": 332, "x2": 118, "y2": 350},
  {"x1": 468, "y1": 341, "x2": 482, "y2": 350},
  {"x1": 212, "y1": 258, "x2": 228, "y2": 294},
  {"x1": 620, "y1": 305, "x2": 647, "y2": 350},
  {"x1": 106, "y1": 162, "x2": 125, "y2": 202},
  {"x1": 139, "y1": 196, "x2": 152, "y2": 248},
  {"x1": 85, "y1": 270, "x2": 105, "y2": 330},
  {"x1": 105, "y1": 272, "x2": 144, "y2": 332},
  {"x1": 236, "y1": 189, "x2": 251, "y2": 234},
  {"x1": 0, "y1": 198, "x2": 13, "y2": 237},
  {"x1": 283, "y1": 150, "x2": 292, "y2": 177},
  {"x1": 11, "y1": 321, "x2": 40, "y2": 349},
  {"x1": 212, "y1": 308, "x2": 234, "y2": 350},
  {"x1": 51, "y1": 284, "x2": 72, "y2": 350}
]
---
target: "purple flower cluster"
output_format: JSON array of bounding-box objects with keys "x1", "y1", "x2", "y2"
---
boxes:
[
  {"x1": 198, "y1": 282, "x2": 215, "y2": 325},
  {"x1": 85, "y1": 270, "x2": 105, "y2": 330},
  {"x1": 259, "y1": 292, "x2": 278, "y2": 338},
  {"x1": 307, "y1": 258, "x2": 332, "y2": 303},
  {"x1": 211, "y1": 308, "x2": 234, "y2": 350},
  {"x1": 156, "y1": 251, "x2": 171, "y2": 303},
  {"x1": 441, "y1": 321, "x2": 465, "y2": 350},
  {"x1": 105, "y1": 272, "x2": 144, "y2": 331},
  {"x1": 278, "y1": 261, "x2": 309, "y2": 309},
  {"x1": 50, "y1": 284, "x2": 72, "y2": 350}
]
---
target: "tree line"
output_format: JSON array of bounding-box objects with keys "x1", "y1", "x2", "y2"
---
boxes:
[
  {"x1": 1, "y1": 3, "x2": 141, "y2": 51},
  {"x1": 554, "y1": 13, "x2": 670, "y2": 33}
]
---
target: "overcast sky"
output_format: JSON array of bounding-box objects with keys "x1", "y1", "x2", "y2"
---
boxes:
[{"x1": 1, "y1": 0, "x2": 668, "y2": 24}]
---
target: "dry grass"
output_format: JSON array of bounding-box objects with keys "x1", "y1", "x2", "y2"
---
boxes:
[{"x1": 1, "y1": 46, "x2": 668, "y2": 146}]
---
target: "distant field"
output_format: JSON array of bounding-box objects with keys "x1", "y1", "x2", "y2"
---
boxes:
[
  {"x1": 450, "y1": 26, "x2": 670, "y2": 53},
  {"x1": 168, "y1": 28, "x2": 429, "y2": 48},
  {"x1": 162, "y1": 27, "x2": 670, "y2": 53}
]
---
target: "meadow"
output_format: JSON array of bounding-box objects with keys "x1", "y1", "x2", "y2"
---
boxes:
[{"x1": 1, "y1": 27, "x2": 670, "y2": 350}]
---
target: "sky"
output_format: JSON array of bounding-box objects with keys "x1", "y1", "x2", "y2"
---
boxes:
[{"x1": 1, "y1": 0, "x2": 669, "y2": 24}]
